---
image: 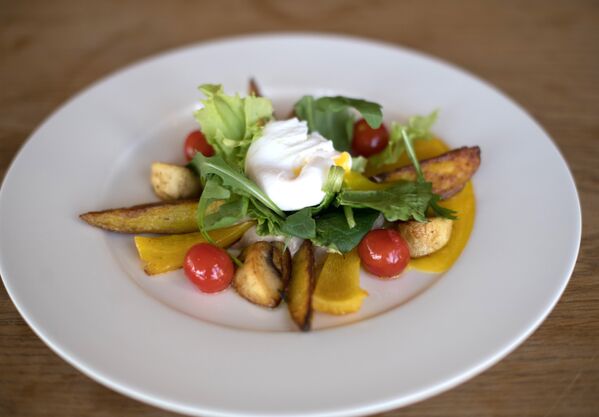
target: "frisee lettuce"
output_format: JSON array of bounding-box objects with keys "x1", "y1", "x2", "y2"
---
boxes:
[{"x1": 194, "y1": 84, "x2": 273, "y2": 169}]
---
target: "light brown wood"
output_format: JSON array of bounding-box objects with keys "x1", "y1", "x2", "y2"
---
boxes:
[{"x1": 1, "y1": 0, "x2": 598, "y2": 416}]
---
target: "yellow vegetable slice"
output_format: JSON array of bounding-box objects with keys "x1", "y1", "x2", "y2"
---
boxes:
[
  {"x1": 312, "y1": 249, "x2": 368, "y2": 315},
  {"x1": 134, "y1": 221, "x2": 254, "y2": 275}
]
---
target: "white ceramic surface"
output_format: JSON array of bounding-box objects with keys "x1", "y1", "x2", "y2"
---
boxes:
[{"x1": 0, "y1": 34, "x2": 581, "y2": 417}]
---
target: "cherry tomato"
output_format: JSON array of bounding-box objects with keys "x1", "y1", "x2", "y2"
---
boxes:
[
  {"x1": 183, "y1": 243, "x2": 234, "y2": 293},
  {"x1": 184, "y1": 130, "x2": 215, "y2": 161},
  {"x1": 351, "y1": 118, "x2": 389, "y2": 157},
  {"x1": 358, "y1": 229, "x2": 410, "y2": 278}
]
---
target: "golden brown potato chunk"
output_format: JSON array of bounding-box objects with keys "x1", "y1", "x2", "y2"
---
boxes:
[
  {"x1": 80, "y1": 200, "x2": 198, "y2": 234},
  {"x1": 374, "y1": 146, "x2": 480, "y2": 199},
  {"x1": 286, "y1": 240, "x2": 315, "y2": 331},
  {"x1": 233, "y1": 242, "x2": 290, "y2": 308},
  {"x1": 398, "y1": 218, "x2": 453, "y2": 257},
  {"x1": 151, "y1": 162, "x2": 201, "y2": 201}
]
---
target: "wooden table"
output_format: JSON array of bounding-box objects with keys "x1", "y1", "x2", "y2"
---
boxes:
[{"x1": 1, "y1": 1, "x2": 597, "y2": 416}]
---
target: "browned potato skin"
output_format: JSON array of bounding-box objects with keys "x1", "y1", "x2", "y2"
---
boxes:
[
  {"x1": 233, "y1": 242, "x2": 289, "y2": 308},
  {"x1": 80, "y1": 200, "x2": 197, "y2": 233},
  {"x1": 373, "y1": 146, "x2": 481, "y2": 199},
  {"x1": 272, "y1": 242, "x2": 292, "y2": 287},
  {"x1": 286, "y1": 240, "x2": 315, "y2": 332}
]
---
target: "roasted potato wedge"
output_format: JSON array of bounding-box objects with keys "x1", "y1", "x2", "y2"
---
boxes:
[
  {"x1": 233, "y1": 242, "x2": 290, "y2": 308},
  {"x1": 135, "y1": 221, "x2": 254, "y2": 275},
  {"x1": 151, "y1": 162, "x2": 201, "y2": 201},
  {"x1": 286, "y1": 240, "x2": 315, "y2": 331},
  {"x1": 272, "y1": 241, "x2": 292, "y2": 287},
  {"x1": 80, "y1": 200, "x2": 197, "y2": 233},
  {"x1": 398, "y1": 218, "x2": 453, "y2": 258},
  {"x1": 374, "y1": 146, "x2": 480, "y2": 199}
]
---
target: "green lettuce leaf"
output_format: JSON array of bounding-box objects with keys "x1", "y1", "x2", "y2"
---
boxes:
[
  {"x1": 337, "y1": 181, "x2": 434, "y2": 222},
  {"x1": 313, "y1": 209, "x2": 379, "y2": 253},
  {"x1": 189, "y1": 153, "x2": 284, "y2": 218},
  {"x1": 280, "y1": 208, "x2": 316, "y2": 239},
  {"x1": 194, "y1": 84, "x2": 273, "y2": 169},
  {"x1": 294, "y1": 95, "x2": 383, "y2": 152},
  {"x1": 367, "y1": 110, "x2": 438, "y2": 170}
]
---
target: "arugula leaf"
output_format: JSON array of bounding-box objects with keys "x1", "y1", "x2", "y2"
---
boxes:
[
  {"x1": 315, "y1": 96, "x2": 382, "y2": 128},
  {"x1": 280, "y1": 208, "x2": 316, "y2": 239},
  {"x1": 337, "y1": 181, "x2": 434, "y2": 222},
  {"x1": 294, "y1": 95, "x2": 383, "y2": 152},
  {"x1": 429, "y1": 194, "x2": 458, "y2": 220},
  {"x1": 313, "y1": 209, "x2": 379, "y2": 253},
  {"x1": 189, "y1": 153, "x2": 285, "y2": 218},
  {"x1": 248, "y1": 199, "x2": 285, "y2": 236},
  {"x1": 195, "y1": 177, "x2": 249, "y2": 240},
  {"x1": 194, "y1": 84, "x2": 273, "y2": 169},
  {"x1": 367, "y1": 111, "x2": 438, "y2": 171}
]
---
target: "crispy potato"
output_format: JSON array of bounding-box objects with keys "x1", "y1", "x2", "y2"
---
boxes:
[
  {"x1": 272, "y1": 242, "x2": 292, "y2": 287},
  {"x1": 134, "y1": 221, "x2": 254, "y2": 275},
  {"x1": 151, "y1": 162, "x2": 201, "y2": 201},
  {"x1": 286, "y1": 240, "x2": 315, "y2": 331},
  {"x1": 233, "y1": 242, "x2": 290, "y2": 308},
  {"x1": 374, "y1": 146, "x2": 480, "y2": 199},
  {"x1": 80, "y1": 200, "x2": 197, "y2": 234},
  {"x1": 398, "y1": 218, "x2": 453, "y2": 257}
]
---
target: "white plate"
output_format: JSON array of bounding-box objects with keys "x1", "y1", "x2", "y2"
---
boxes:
[{"x1": 0, "y1": 34, "x2": 581, "y2": 416}]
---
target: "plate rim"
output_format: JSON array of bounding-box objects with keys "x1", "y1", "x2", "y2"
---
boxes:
[{"x1": 0, "y1": 32, "x2": 582, "y2": 417}]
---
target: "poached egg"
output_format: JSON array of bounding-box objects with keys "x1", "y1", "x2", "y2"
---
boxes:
[{"x1": 245, "y1": 118, "x2": 350, "y2": 211}]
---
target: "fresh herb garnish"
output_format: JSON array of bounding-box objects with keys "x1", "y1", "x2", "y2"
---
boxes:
[{"x1": 294, "y1": 95, "x2": 383, "y2": 152}]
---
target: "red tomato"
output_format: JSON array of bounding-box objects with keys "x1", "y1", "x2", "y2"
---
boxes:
[
  {"x1": 184, "y1": 130, "x2": 215, "y2": 161},
  {"x1": 358, "y1": 229, "x2": 410, "y2": 278},
  {"x1": 351, "y1": 118, "x2": 389, "y2": 157},
  {"x1": 183, "y1": 243, "x2": 234, "y2": 293}
]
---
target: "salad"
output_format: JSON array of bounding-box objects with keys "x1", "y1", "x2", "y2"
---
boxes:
[{"x1": 80, "y1": 80, "x2": 480, "y2": 331}]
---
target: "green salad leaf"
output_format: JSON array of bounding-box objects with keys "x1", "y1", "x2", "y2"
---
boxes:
[
  {"x1": 337, "y1": 181, "x2": 434, "y2": 222},
  {"x1": 189, "y1": 153, "x2": 285, "y2": 218},
  {"x1": 294, "y1": 95, "x2": 383, "y2": 152},
  {"x1": 312, "y1": 209, "x2": 379, "y2": 253},
  {"x1": 280, "y1": 208, "x2": 316, "y2": 239},
  {"x1": 194, "y1": 84, "x2": 273, "y2": 169},
  {"x1": 367, "y1": 111, "x2": 438, "y2": 171},
  {"x1": 315, "y1": 96, "x2": 383, "y2": 129}
]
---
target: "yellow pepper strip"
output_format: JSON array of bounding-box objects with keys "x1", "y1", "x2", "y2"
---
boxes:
[
  {"x1": 312, "y1": 249, "x2": 368, "y2": 315},
  {"x1": 134, "y1": 221, "x2": 254, "y2": 275}
]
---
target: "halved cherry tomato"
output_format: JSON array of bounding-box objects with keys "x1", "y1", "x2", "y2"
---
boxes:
[
  {"x1": 351, "y1": 118, "x2": 389, "y2": 157},
  {"x1": 183, "y1": 243, "x2": 234, "y2": 293},
  {"x1": 358, "y1": 229, "x2": 410, "y2": 278},
  {"x1": 184, "y1": 130, "x2": 215, "y2": 161}
]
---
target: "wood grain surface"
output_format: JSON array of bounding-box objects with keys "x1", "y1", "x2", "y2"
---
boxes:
[{"x1": 1, "y1": 1, "x2": 598, "y2": 416}]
